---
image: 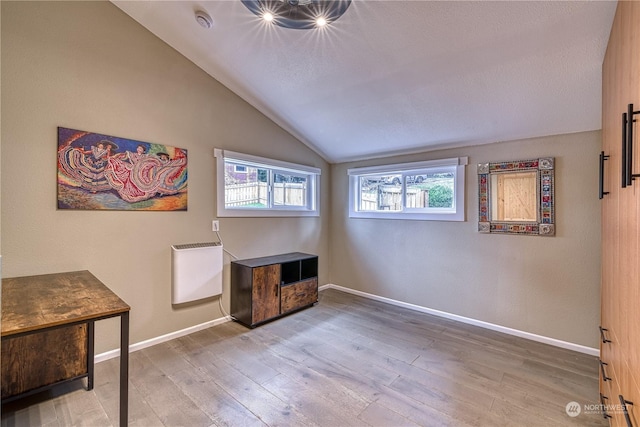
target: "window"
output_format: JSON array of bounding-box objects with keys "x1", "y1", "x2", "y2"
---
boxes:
[
  {"x1": 348, "y1": 157, "x2": 467, "y2": 221},
  {"x1": 215, "y1": 149, "x2": 320, "y2": 217}
]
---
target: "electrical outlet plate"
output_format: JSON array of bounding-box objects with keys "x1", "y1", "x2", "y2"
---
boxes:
[{"x1": 212, "y1": 220, "x2": 220, "y2": 231}]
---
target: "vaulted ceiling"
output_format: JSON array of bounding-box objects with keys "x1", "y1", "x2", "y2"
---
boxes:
[{"x1": 112, "y1": 1, "x2": 617, "y2": 163}]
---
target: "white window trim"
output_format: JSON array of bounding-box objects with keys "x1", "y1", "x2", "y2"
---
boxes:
[
  {"x1": 214, "y1": 149, "x2": 321, "y2": 218},
  {"x1": 348, "y1": 157, "x2": 467, "y2": 221}
]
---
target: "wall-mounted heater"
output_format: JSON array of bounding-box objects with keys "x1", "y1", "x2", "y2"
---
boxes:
[{"x1": 171, "y1": 242, "x2": 223, "y2": 304}]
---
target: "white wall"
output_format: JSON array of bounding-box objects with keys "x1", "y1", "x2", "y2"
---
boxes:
[
  {"x1": 1, "y1": 1, "x2": 330, "y2": 353},
  {"x1": 330, "y1": 131, "x2": 602, "y2": 348}
]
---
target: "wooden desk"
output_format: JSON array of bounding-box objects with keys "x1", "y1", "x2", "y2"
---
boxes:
[{"x1": 1, "y1": 270, "x2": 130, "y2": 426}]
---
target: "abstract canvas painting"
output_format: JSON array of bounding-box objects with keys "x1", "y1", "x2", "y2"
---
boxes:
[{"x1": 57, "y1": 127, "x2": 188, "y2": 210}]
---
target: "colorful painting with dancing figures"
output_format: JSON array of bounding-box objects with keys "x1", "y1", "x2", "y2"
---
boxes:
[{"x1": 57, "y1": 127, "x2": 188, "y2": 210}]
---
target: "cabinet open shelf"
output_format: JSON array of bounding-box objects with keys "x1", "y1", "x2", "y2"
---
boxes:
[{"x1": 281, "y1": 256, "x2": 318, "y2": 286}]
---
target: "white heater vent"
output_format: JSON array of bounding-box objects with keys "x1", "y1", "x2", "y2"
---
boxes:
[
  {"x1": 173, "y1": 242, "x2": 221, "y2": 250},
  {"x1": 171, "y1": 242, "x2": 223, "y2": 304}
]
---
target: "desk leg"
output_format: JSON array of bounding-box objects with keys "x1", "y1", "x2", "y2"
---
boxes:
[
  {"x1": 87, "y1": 321, "x2": 95, "y2": 390},
  {"x1": 120, "y1": 311, "x2": 129, "y2": 427}
]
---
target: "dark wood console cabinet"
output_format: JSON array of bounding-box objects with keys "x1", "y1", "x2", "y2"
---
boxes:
[{"x1": 231, "y1": 252, "x2": 318, "y2": 328}]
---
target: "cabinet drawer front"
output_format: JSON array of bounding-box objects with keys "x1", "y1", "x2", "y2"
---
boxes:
[
  {"x1": 281, "y1": 279, "x2": 317, "y2": 313},
  {"x1": 2, "y1": 324, "x2": 88, "y2": 398}
]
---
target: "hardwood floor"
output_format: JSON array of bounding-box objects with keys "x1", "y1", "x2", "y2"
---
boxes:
[{"x1": 2, "y1": 289, "x2": 607, "y2": 426}]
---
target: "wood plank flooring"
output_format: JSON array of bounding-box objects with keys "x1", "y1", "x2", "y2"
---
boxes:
[{"x1": 1, "y1": 289, "x2": 607, "y2": 426}]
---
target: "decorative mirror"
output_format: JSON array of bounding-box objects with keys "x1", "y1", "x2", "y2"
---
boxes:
[{"x1": 478, "y1": 158, "x2": 555, "y2": 236}]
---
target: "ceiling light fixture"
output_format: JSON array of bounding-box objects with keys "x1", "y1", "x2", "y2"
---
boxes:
[
  {"x1": 241, "y1": 0, "x2": 352, "y2": 30},
  {"x1": 262, "y1": 11, "x2": 275, "y2": 23}
]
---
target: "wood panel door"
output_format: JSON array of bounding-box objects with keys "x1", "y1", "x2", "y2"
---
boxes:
[
  {"x1": 601, "y1": 2, "x2": 640, "y2": 424},
  {"x1": 251, "y1": 264, "x2": 281, "y2": 324}
]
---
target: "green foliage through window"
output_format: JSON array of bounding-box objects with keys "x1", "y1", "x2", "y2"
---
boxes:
[{"x1": 428, "y1": 185, "x2": 453, "y2": 208}]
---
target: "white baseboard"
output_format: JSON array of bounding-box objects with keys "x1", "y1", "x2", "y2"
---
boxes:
[
  {"x1": 319, "y1": 283, "x2": 599, "y2": 357},
  {"x1": 95, "y1": 316, "x2": 231, "y2": 363},
  {"x1": 97, "y1": 284, "x2": 598, "y2": 362}
]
